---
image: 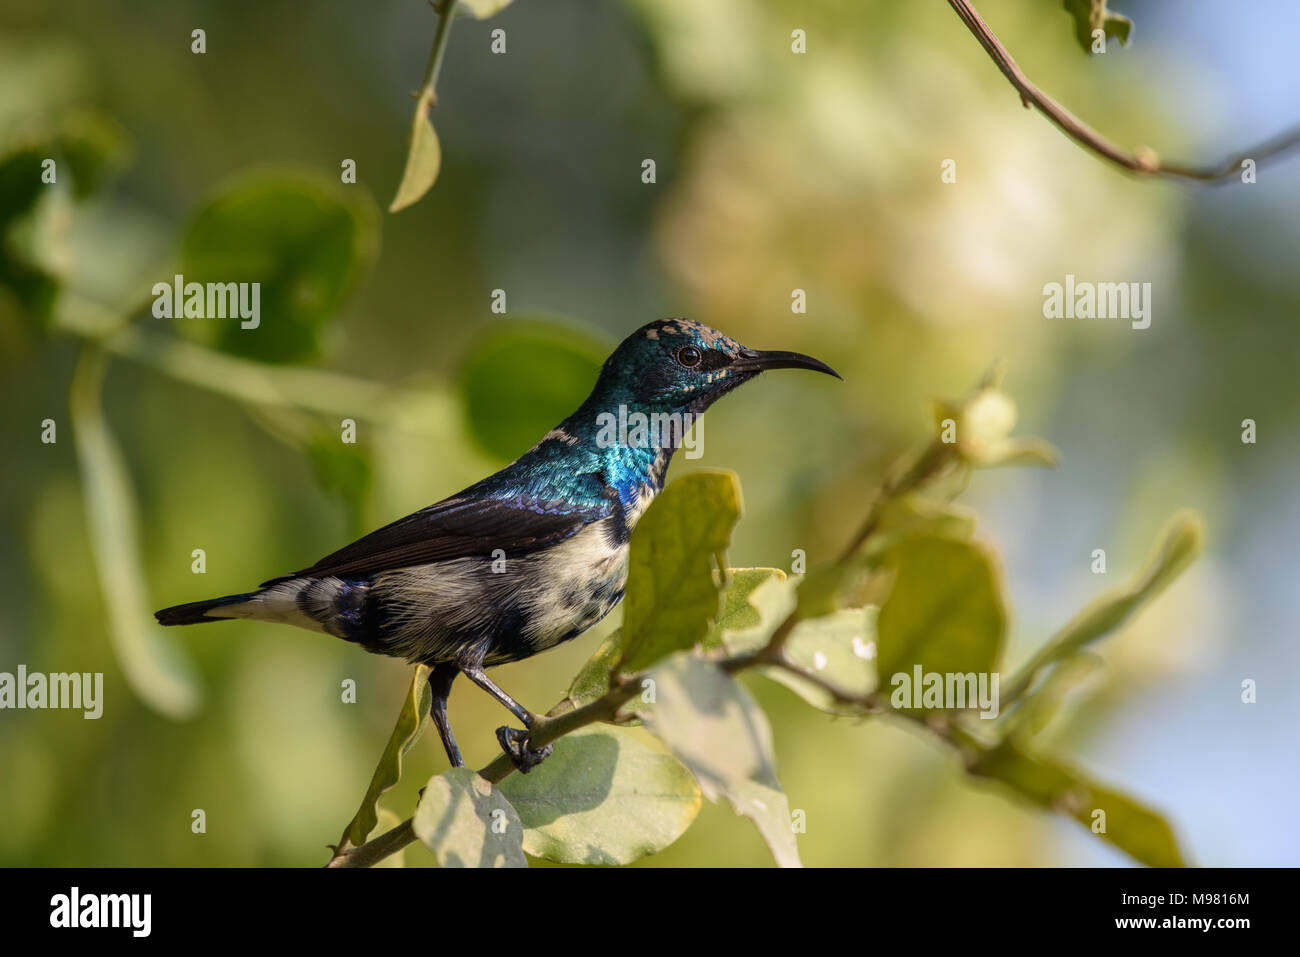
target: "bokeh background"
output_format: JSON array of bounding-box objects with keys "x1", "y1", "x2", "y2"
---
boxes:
[{"x1": 1, "y1": 0, "x2": 1297, "y2": 866}]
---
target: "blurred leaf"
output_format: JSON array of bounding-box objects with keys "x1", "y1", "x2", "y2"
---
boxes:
[
  {"x1": 0, "y1": 113, "x2": 127, "y2": 333},
  {"x1": 876, "y1": 536, "x2": 1006, "y2": 685},
  {"x1": 1002, "y1": 653, "x2": 1102, "y2": 739},
  {"x1": 863, "y1": 495, "x2": 978, "y2": 559},
  {"x1": 460, "y1": 320, "x2": 608, "y2": 460},
  {"x1": 793, "y1": 494, "x2": 977, "y2": 616},
  {"x1": 178, "y1": 169, "x2": 378, "y2": 363},
  {"x1": 70, "y1": 347, "x2": 201, "y2": 718},
  {"x1": 412, "y1": 767, "x2": 527, "y2": 868},
  {"x1": 980, "y1": 438, "x2": 1060, "y2": 469},
  {"x1": 968, "y1": 738, "x2": 1184, "y2": 867},
  {"x1": 339, "y1": 664, "x2": 431, "y2": 851},
  {"x1": 763, "y1": 608, "x2": 877, "y2": 715},
  {"x1": 52, "y1": 111, "x2": 130, "y2": 199},
  {"x1": 0, "y1": 231, "x2": 59, "y2": 332},
  {"x1": 705, "y1": 566, "x2": 790, "y2": 652},
  {"x1": 498, "y1": 726, "x2": 701, "y2": 864},
  {"x1": 457, "y1": 0, "x2": 514, "y2": 18},
  {"x1": 1006, "y1": 510, "x2": 1204, "y2": 700},
  {"x1": 0, "y1": 110, "x2": 125, "y2": 215},
  {"x1": 0, "y1": 146, "x2": 50, "y2": 224},
  {"x1": 388, "y1": 99, "x2": 441, "y2": 213},
  {"x1": 1062, "y1": 0, "x2": 1133, "y2": 53},
  {"x1": 793, "y1": 559, "x2": 867, "y2": 620},
  {"x1": 306, "y1": 427, "x2": 373, "y2": 523},
  {"x1": 615, "y1": 470, "x2": 742, "y2": 674},
  {"x1": 641, "y1": 654, "x2": 800, "y2": 867}
]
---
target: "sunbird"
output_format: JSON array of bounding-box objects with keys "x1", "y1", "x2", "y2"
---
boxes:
[{"x1": 156, "y1": 319, "x2": 840, "y2": 770}]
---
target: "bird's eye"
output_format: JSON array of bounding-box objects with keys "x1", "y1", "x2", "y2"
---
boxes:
[{"x1": 677, "y1": 345, "x2": 702, "y2": 368}]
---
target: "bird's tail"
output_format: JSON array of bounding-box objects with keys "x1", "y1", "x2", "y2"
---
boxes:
[{"x1": 155, "y1": 593, "x2": 256, "y2": 626}]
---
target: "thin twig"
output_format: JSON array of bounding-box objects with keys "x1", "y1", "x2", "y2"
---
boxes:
[
  {"x1": 947, "y1": 0, "x2": 1300, "y2": 183},
  {"x1": 838, "y1": 441, "x2": 953, "y2": 562},
  {"x1": 420, "y1": 0, "x2": 460, "y2": 109}
]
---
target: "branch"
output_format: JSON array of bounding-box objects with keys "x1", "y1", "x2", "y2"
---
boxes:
[
  {"x1": 54, "y1": 293, "x2": 452, "y2": 432},
  {"x1": 838, "y1": 440, "x2": 955, "y2": 562},
  {"x1": 421, "y1": 0, "x2": 461, "y2": 109},
  {"x1": 327, "y1": 625, "x2": 976, "y2": 868},
  {"x1": 326, "y1": 676, "x2": 645, "y2": 867},
  {"x1": 947, "y1": 0, "x2": 1300, "y2": 183},
  {"x1": 103, "y1": 325, "x2": 397, "y2": 421},
  {"x1": 326, "y1": 640, "x2": 879, "y2": 867}
]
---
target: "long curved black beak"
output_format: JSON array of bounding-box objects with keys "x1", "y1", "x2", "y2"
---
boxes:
[{"x1": 732, "y1": 348, "x2": 842, "y2": 380}]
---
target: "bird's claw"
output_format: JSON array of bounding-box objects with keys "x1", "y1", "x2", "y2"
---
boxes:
[{"x1": 496, "y1": 726, "x2": 552, "y2": 773}]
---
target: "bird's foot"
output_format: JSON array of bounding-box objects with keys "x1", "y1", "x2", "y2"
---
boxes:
[{"x1": 496, "y1": 726, "x2": 552, "y2": 773}]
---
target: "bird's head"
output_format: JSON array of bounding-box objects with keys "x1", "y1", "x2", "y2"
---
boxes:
[{"x1": 592, "y1": 317, "x2": 841, "y2": 416}]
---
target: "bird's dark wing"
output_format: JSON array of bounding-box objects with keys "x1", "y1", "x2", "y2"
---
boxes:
[{"x1": 260, "y1": 483, "x2": 616, "y2": 586}]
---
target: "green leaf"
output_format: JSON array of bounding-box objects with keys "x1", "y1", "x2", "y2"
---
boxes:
[
  {"x1": 52, "y1": 111, "x2": 130, "y2": 199},
  {"x1": 1, "y1": 113, "x2": 128, "y2": 332},
  {"x1": 615, "y1": 471, "x2": 743, "y2": 674},
  {"x1": 306, "y1": 427, "x2": 372, "y2": 523},
  {"x1": 0, "y1": 110, "x2": 126, "y2": 215},
  {"x1": 795, "y1": 498, "x2": 978, "y2": 622},
  {"x1": 70, "y1": 348, "x2": 201, "y2": 718},
  {"x1": 339, "y1": 664, "x2": 432, "y2": 851},
  {"x1": 388, "y1": 98, "x2": 441, "y2": 213},
  {"x1": 981, "y1": 438, "x2": 1060, "y2": 469},
  {"x1": 704, "y1": 567, "x2": 789, "y2": 651},
  {"x1": 370, "y1": 808, "x2": 410, "y2": 868},
  {"x1": 0, "y1": 145, "x2": 48, "y2": 225},
  {"x1": 792, "y1": 560, "x2": 862, "y2": 620},
  {"x1": 875, "y1": 536, "x2": 1006, "y2": 688},
  {"x1": 1062, "y1": 0, "x2": 1132, "y2": 54},
  {"x1": 968, "y1": 737, "x2": 1184, "y2": 867},
  {"x1": 706, "y1": 569, "x2": 878, "y2": 713},
  {"x1": 640, "y1": 654, "x2": 800, "y2": 867},
  {"x1": 0, "y1": 147, "x2": 60, "y2": 329},
  {"x1": 866, "y1": 495, "x2": 978, "y2": 556},
  {"x1": 178, "y1": 169, "x2": 378, "y2": 363},
  {"x1": 460, "y1": 320, "x2": 609, "y2": 460},
  {"x1": 1006, "y1": 510, "x2": 1204, "y2": 700},
  {"x1": 566, "y1": 630, "x2": 624, "y2": 709},
  {"x1": 763, "y1": 608, "x2": 878, "y2": 715},
  {"x1": 413, "y1": 767, "x2": 527, "y2": 868},
  {"x1": 498, "y1": 726, "x2": 701, "y2": 864},
  {"x1": 1002, "y1": 653, "x2": 1101, "y2": 740},
  {"x1": 572, "y1": 564, "x2": 783, "y2": 709}
]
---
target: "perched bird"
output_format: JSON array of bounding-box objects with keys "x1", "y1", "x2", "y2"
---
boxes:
[{"x1": 156, "y1": 318, "x2": 840, "y2": 771}]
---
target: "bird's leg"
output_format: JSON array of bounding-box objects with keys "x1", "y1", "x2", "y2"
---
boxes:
[
  {"x1": 459, "y1": 662, "x2": 534, "y2": 726},
  {"x1": 427, "y1": 663, "x2": 464, "y2": 768},
  {"x1": 458, "y1": 660, "x2": 553, "y2": 773}
]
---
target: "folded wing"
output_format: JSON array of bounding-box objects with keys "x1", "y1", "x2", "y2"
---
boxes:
[{"x1": 261, "y1": 481, "x2": 616, "y2": 586}]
